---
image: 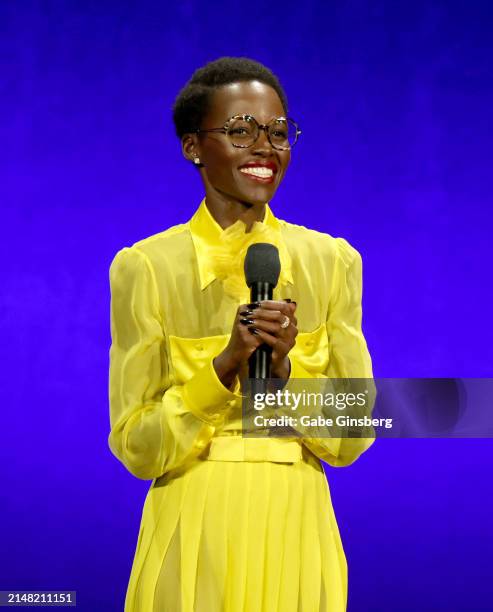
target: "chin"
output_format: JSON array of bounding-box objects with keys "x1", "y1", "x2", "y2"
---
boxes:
[
  {"x1": 227, "y1": 171, "x2": 283, "y2": 206},
  {"x1": 238, "y1": 186, "x2": 279, "y2": 207}
]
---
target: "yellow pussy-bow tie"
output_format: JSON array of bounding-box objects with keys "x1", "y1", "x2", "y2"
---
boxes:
[{"x1": 206, "y1": 218, "x2": 293, "y2": 303}]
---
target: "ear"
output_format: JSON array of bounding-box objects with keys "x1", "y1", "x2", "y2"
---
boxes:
[{"x1": 181, "y1": 133, "x2": 201, "y2": 163}]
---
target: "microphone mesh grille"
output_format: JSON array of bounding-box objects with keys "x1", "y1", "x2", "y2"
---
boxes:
[{"x1": 244, "y1": 243, "x2": 281, "y2": 287}]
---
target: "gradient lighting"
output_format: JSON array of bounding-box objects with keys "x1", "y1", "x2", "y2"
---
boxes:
[{"x1": 2, "y1": 2, "x2": 492, "y2": 611}]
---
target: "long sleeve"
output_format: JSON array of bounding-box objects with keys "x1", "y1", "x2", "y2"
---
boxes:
[
  {"x1": 287, "y1": 237, "x2": 376, "y2": 467},
  {"x1": 108, "y1": 246, "x2": 238, "y2": 480}
]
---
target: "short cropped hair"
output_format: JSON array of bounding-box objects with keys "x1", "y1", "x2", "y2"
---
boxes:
[{"x1": 172, "y1": 56, "x2": 289, "y2": 139}]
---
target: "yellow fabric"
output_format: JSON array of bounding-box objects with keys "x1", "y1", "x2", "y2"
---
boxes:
[
  {"x1": 190, "y1": 199, "x2": 293, "y2": 302},
  {"x1": 108, "y1": 197, "x2": 375, "y2": 611},
  {"x1": 207, "y1": 435, "x2": 303, "y2": 462}
]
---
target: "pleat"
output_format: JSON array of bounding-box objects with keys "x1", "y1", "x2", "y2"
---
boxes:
[
  {"x1": 240, "y1": 463, "x2": 254, "y2": 611},
  {"x1": 153, "y1": 476, "x2": 191, "y2": 609},
  {"x1": 179, "y1": 461, "x2": 214, "y2": 610},
  {"x1": 224, "y1": 462, "x2": 253, "y2": 610},
  {"x1": 243, "y1": 463, "x2": 272, "y2": 611},
  {"x1": 274, "y1": 463, "x2": 291, "y2": 611},
  {"x1": 298, "y1": 461, "x2": 322, "y2": 611},
  {"x1": 194, "y1": 461, "x2": 233, "y2": 611},
  {"x1": 316, "y1": 476, "x2": 334, "y2": 612},
  {"x1": 125, "y1": 474, "x2": 183, "y2": 611},
  {"x1": 124, "y1": 510, "x2": 146, "y2": 611},
  {"x1": 261, "y1": 462, "x2": 291, "y2": 612},
  {"x1": 153, "y1": 519, "x2": 182, "y2": 611},
  {"x1": 314, "y1": 470, "x2": 346, "y2": 612},
  {"x1": 277, "y1": 462, "x2": 302, "y2": 612}
]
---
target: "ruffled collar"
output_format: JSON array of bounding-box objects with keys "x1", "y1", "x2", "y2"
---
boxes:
[{"x1": 189, "y1": 198, "x2": 293, "y2": 302}]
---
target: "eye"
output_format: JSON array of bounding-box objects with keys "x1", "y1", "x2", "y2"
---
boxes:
[
  {"x1": 272, "y1": 128, "x2": 288, "y2": 138},
  {"x1": 228, "y1": 127, "x2": 250, "y2": 136}
]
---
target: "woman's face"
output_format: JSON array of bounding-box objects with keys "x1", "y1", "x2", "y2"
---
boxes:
[{"x1": 184, "y1": 80, "x2": 291, "y2": 207}]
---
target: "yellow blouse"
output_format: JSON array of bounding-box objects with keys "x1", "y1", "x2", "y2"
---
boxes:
[{"x1": 108, "y1": 198, "x2": 375, "y2": 480}]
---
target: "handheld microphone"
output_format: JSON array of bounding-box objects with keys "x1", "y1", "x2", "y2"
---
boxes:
[{"x1": 244, "y1": 243, "x2": 281, "y2": 379}]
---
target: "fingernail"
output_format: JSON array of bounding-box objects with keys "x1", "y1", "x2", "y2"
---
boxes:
[
  {"x1": 240, "y1": 318, "x2": 255, "y2": 325},
  {"x1": 239, "y1": 309, "x2": 254, "y2": 316},
  {"x1": 248, "y1": 327, "x2": 259, "y2": 335},
  {"x1": 283, "y1": 298, "x2": 292, "y2": 303},
  {"x1": 247, "y1": 302, "x2": 261, "y2": 309}
]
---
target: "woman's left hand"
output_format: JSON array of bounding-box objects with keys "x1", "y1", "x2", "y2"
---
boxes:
[{"x1": 242, "y1": 299, "x2": 298, "y2": 379}]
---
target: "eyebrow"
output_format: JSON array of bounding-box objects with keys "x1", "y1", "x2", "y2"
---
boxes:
[{"x1": 222, "y1": 114, "x2": 287, "y2": 123}]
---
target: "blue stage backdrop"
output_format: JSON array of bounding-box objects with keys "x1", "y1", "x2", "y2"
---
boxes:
[{"x1": 2, "y1": 1, "x2": 492, "y2": 610}]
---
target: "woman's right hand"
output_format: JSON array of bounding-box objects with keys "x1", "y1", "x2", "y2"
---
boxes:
[{"x1": 213, "y1": 301, "x2": 263, "y2": 390}]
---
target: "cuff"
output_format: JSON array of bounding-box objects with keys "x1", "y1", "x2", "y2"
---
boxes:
[
  {"x1": 182, "y1": 357, "x2": 239, "y2": 426},
  {"x1": 231, "y1": 376, "x2": 245, "y2": 399}
]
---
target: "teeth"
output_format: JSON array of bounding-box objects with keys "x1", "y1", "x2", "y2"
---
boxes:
[{"x1": 240, "y1": 166, "x2": 273, "y2": 178}]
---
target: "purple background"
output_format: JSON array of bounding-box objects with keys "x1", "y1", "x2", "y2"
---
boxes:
[{"x1": 2, "y1": 1, "x2": 492, "y2": 610}]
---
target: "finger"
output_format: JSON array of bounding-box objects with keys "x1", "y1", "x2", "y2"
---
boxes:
[
  {"x1": 243, "y1": 309, "x2": 291, "y2": 327},
  {"x1": 247, "y1": 318, "x2": 288, "y2": 336},
  {"x1": 258, "y1": 300, "x2": 294, "y2": 316},
  {"x1": 249, "y1": 327, "x2": 286, "y2": 349},
  {"x1": 237, "y1": 318, "x2": 263, "y2": 342},
  {"x1": 237, "y1": 302, "x2": 260, "y2": 318},
  {"x1": 238, "y1": 301, "x2": 296, "y2": 321},
  {"x1": 249, "y1": 300, "x2": 295, "y2": 320},
  {"x1": 249, "y1": 323, "x2": 297, "y2": 349},
  {"x1": 283, "y1": 300, "x2": 297, "y2": 316},
  {"x1": 283, "y1": 303, "x2": 297, "y2": 320},
  {"x1": 258, "y1": 309, "x2": 298, "y2": 336}
]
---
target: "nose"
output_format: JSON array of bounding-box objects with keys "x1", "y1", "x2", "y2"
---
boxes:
[{"x1": 252, "y1": 125, "x2": 274, "y2": 154}]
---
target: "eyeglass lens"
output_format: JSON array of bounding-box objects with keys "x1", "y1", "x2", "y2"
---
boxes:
[{"x1": 226, "y1": 117, "x2": 298, "y2": 149}]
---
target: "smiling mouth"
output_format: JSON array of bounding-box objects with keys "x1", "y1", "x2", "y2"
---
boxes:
[{"x1": 239, "y1": 166, "x2": 275, "y2": 182}]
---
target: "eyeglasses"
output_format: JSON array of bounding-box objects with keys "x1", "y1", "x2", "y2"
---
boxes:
[{"x1": 195, "y1": 114, "x2": 302, "y2": 151}]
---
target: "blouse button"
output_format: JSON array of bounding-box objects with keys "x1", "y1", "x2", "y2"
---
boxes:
[
  {"x1": 306, "y1": 340, "x2": 314, "y2": 347},
  {"x1": 195, "y1": 343, "x2": 204, "y2": 351}
]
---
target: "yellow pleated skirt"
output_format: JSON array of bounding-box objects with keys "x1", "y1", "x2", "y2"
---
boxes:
[{"x1": 125, "y1": 445, "x2": 347, "y2": 612}]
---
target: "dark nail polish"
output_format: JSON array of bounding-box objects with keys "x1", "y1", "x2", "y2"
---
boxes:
[
  {"x1": 239, "y1": 309, "x2": 254, "y2": 316},
  {"x1": 283, "y1": 298, "x2": 292, "y2": 303},
  {"x1": 247, "y1": 302, "x2": 261, "y2": 309},
  {"x1": 248, "y1": 327, "x2": 259, "y2": 335},
  {"x1": 240, "y1": 318, "x2": 255, "y2": 325}
]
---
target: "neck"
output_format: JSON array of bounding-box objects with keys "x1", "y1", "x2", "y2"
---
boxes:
[{"x1": 204, "y1": 191, "x2": 266, "y2": 232}]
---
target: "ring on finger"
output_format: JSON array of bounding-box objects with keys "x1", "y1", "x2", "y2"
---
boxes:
[{"x1": 280, "y1": 315, "x2": 290, "y2": 329}]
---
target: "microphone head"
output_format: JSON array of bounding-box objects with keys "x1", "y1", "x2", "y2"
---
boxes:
[{"x1": 244, "y1": 243, "x2": 281, "y2": 288}]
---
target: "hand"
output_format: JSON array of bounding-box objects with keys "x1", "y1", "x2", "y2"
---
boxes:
[
  {"x1": 244, "y1": 300, "x2": 298, "y2": 378},
  {"x1": 213, "y1": 299, "x2": 298, "y2": 388}
]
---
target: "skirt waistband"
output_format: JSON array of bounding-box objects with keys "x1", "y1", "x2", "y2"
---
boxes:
[
  {"x1": 154, "y1": 436, "x2": 322, "y2": 487},
  {"x1": 205, "y1": 435, "x2": 303, "y2": 463}
]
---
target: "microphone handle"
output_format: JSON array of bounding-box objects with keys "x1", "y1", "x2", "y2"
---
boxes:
[{"x1": 248, "y1": 282, "x2": 273, "y2": 379}]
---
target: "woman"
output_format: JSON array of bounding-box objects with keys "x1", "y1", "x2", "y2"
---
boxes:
[{"x1": 108, "y1": 57, "x2": 375, "y2": 612}]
